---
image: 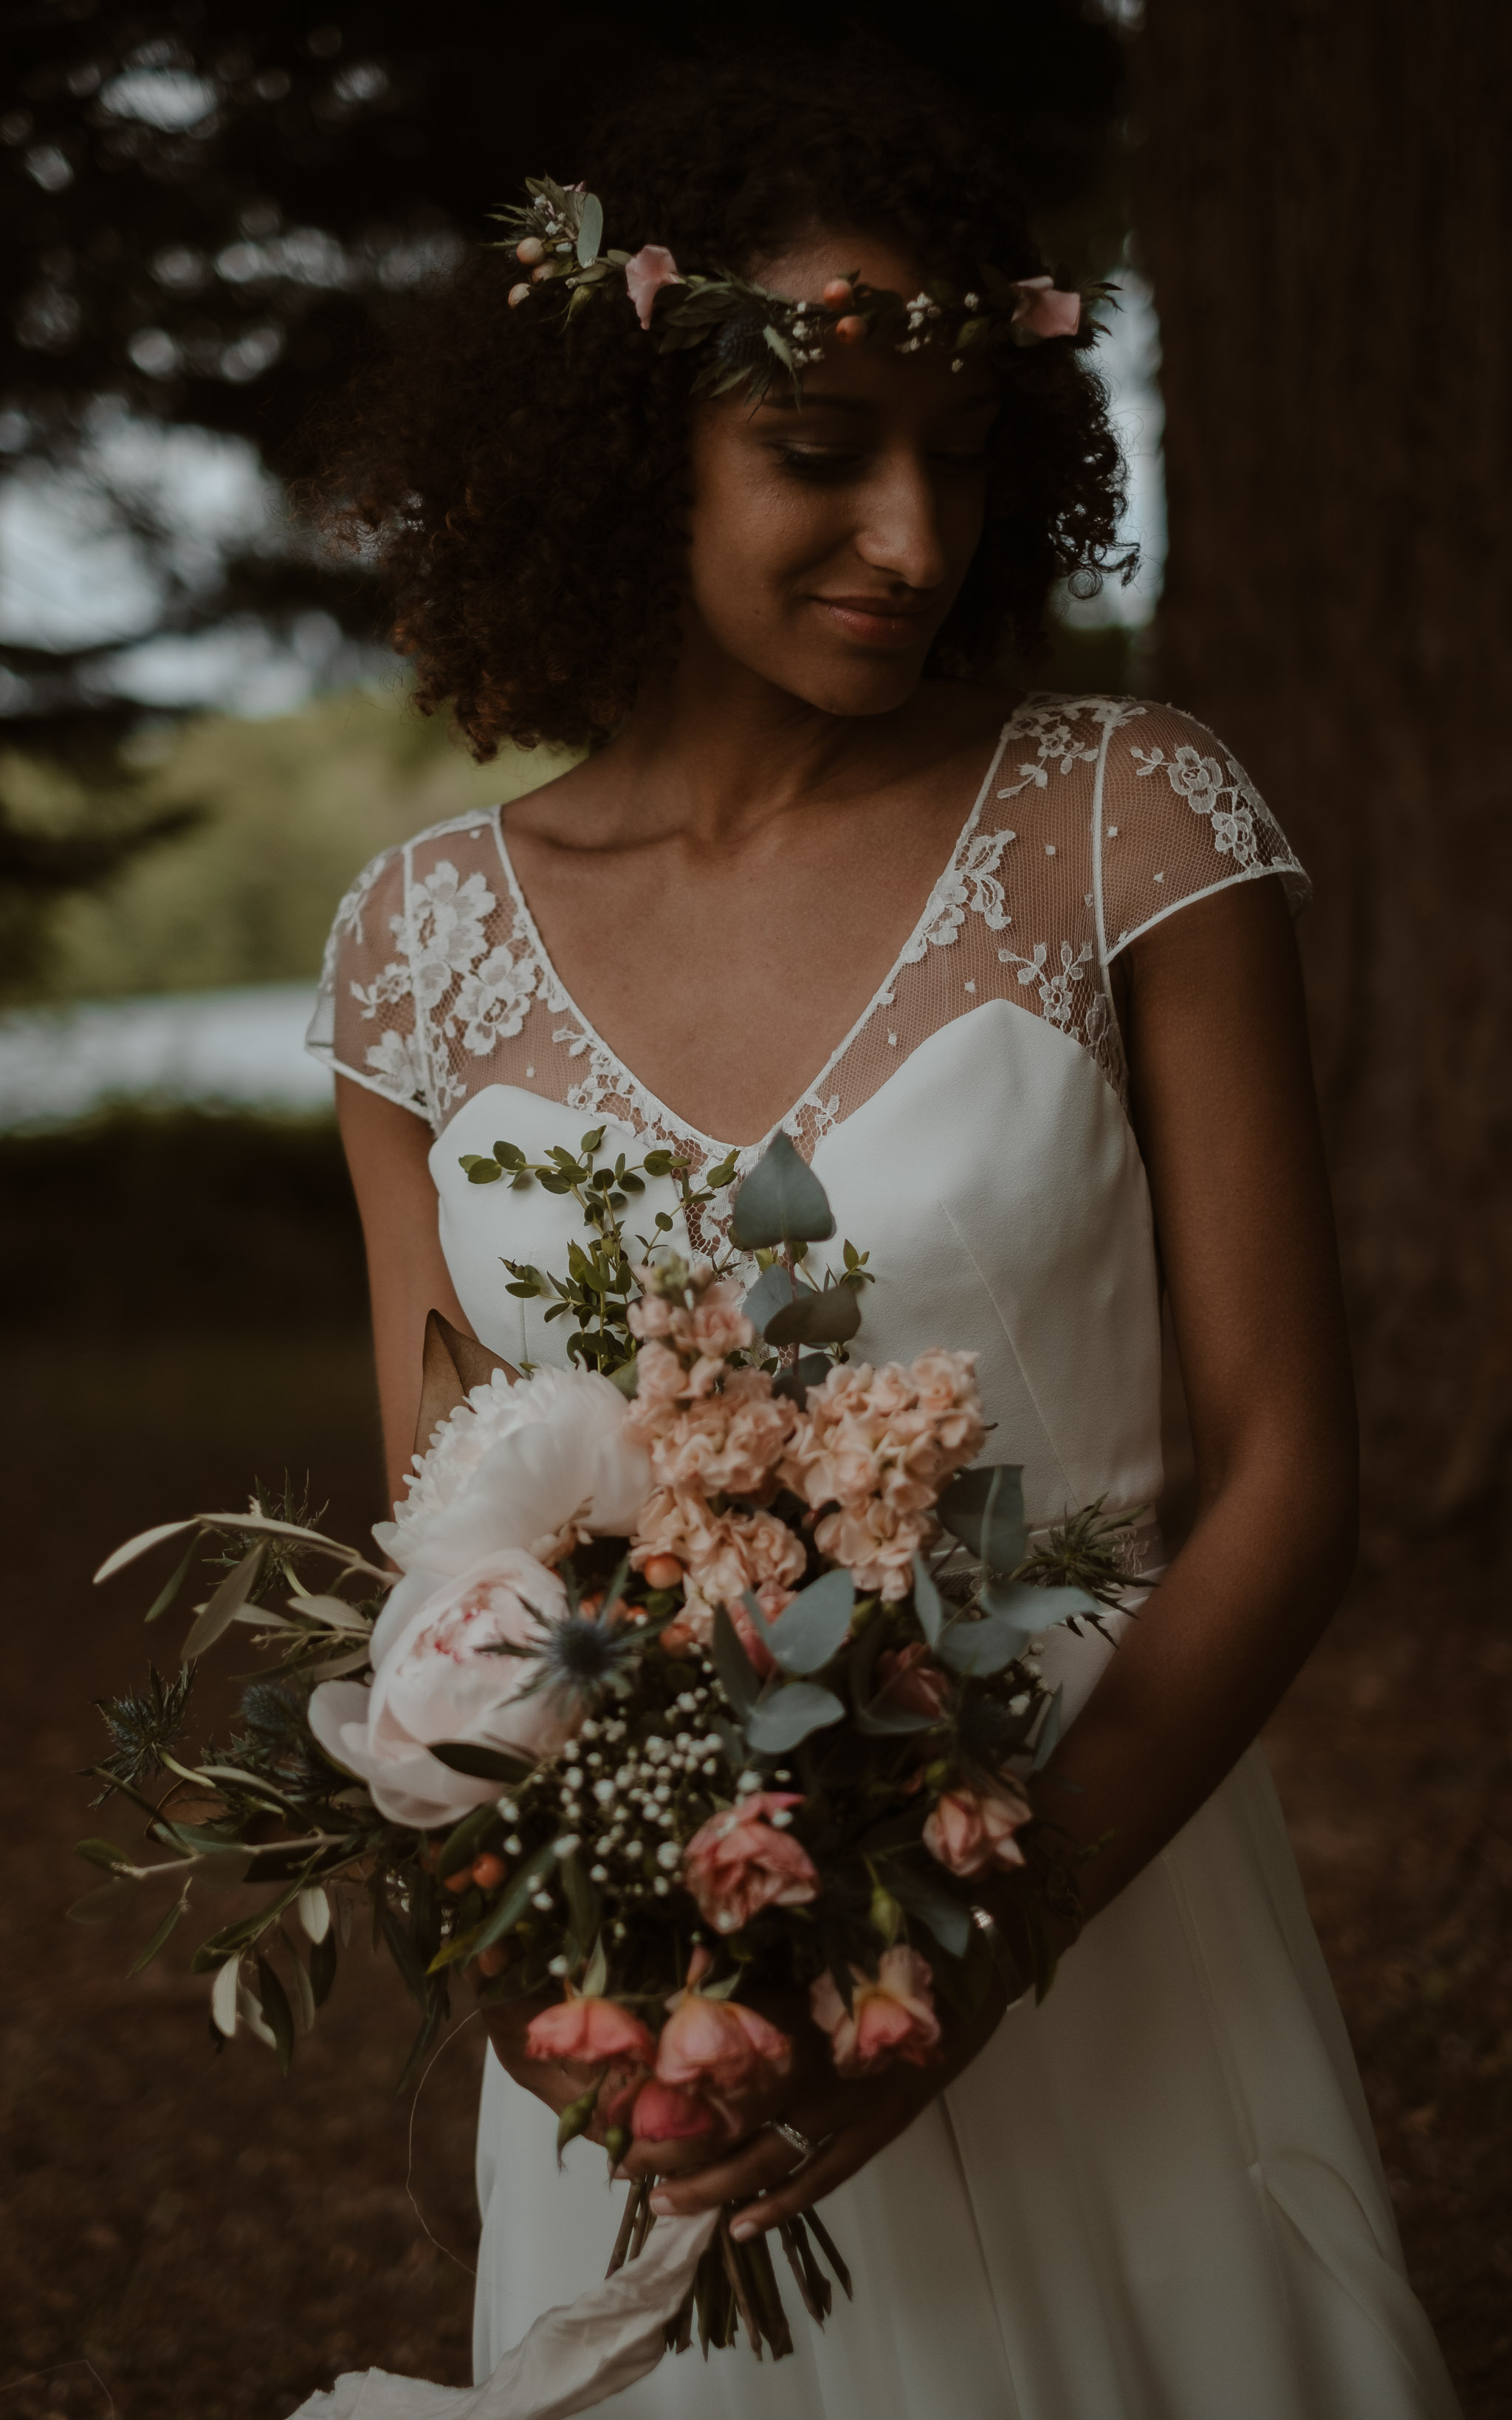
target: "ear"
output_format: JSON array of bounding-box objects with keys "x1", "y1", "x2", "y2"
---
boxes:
[{"x1": 414, "y1": 1310, "x2": 518, "y2": 1456}]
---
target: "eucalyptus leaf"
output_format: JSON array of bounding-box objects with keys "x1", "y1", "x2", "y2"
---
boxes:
[
  {"x1": 94, "y1": 1517, "x2": 201, "y2": 1586},
  {"x1": 145, "y1": 1535, "x2": 200, "y2": 1625},
  {"x1": 911, "y1": 1552, "x2": 944, "y2": 1647},
  {"x1": 978, "y1": 1580, "x2": 1099, "y2": 1635},
  {"x1": 744, "y1": 1682, "x2": 845, "y2": 1754},
  {"x1": 884, "y1": 1864, "x2": 972, "y2": 1960},
  {"x1": 763, "y1": 1568, "x2": 854, "y2": 1675},
  {"x1": 712, "y1": 1604, "x2": 760, "y2": 1720},
  {"x1": 936, "y1": 1464, "x2": 1026, "y2": 1576},
  {"x1": 935, "y1": 1614, "x2": 1023, "y2": 1676},
  {"x1": 182, "y1": 1543, "x2": 267, "y2": 1665},
  {"x1": 763, "y1": 1284, "x2": 862, "y2": 1348},
  {"x1": 854, "y1": 1699, "x2": 939, "y2": 1737},
  {"x1": 742, "y1": 1262, "x2": 812, "y2": 1333},
  {"x1": 729, "y1": 1131, "x2": 836, "y2": 1250}
]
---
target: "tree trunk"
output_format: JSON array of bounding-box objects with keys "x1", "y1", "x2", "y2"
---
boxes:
[{"x1": 1130, "y1": 0, "x2": 1512, "y2": 1536}]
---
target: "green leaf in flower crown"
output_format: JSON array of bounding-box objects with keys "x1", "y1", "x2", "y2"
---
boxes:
[
  {"x1": 936, "y1": 1464, "x2": 1025, "y2": 1576},
  {"x1": 576, "y1": 193, "x2": 604, "y2": 267},
  {"x1": 763, "y1": 1283, "x2": 862, "y2": 1348},
  {"x1": 744, "y1": 1681, "x2": 845, "y2": 1753},
  {"x1": 712, "y1": 1604, "x2": 760, "y2": 1720},
  {"x1": 761, "y1": 1569, "x2": 855, "y2": 1675},
  {"x1": 729, "y1": 1132, "x2": 836, "y2": 1250},
  {"x1": 978, "y1": 1580, "x2": 1099, "y2": 1634}
]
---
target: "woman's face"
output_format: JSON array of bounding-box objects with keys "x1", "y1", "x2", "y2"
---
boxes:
[{"x1": 681, "y1": 230, "x2": 1000, "y2": 719}]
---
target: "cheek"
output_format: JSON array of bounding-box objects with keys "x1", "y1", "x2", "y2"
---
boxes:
[{"x1": 684, "y1": 452, "x2": 835, "y2": 632}]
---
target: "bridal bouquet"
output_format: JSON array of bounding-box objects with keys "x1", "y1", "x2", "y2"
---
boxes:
[{"x1": 79, "y1": 1130, "x2": 1138, "y2": 2359}]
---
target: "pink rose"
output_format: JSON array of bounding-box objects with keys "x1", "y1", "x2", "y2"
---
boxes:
[
  {"x1": 874, "y1": 1642, "x2": 951, "y2": 1721},
  {"x1": 809, "y1": 1946, "x2": 942, "y2": 2077},
  {"x1": 924, "y1": 1781, "x2": 1033, "y2": 1878},
  {"x1": 625, "y1": 244, "x2": 683, "y2": 329},
  {"x1": 525, "y1": 1987, "x2": 656, "y2": 2069},
  {"x1": 625, "y1": 2077, "x2": 726, "y2": 2144},
  {"x1": 656, "y1": 1954, "x2": 793, "y2": 2097},
  {"x1": 682, "y1": 1793, "x2": 819, "y2": 1933}
]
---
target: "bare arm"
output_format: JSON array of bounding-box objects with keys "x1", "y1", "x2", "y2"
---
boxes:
[
  {"x1": 336, "y1": 1076, "x2": 473, "y2": 1508},
  {"x1": 650, "y1": 872, "x2": 1359, "y2": 2235}
]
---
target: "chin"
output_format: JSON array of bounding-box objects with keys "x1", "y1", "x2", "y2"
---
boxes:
[{"x1": 788, "y1": 657, "x2": 928, "y2": 718}]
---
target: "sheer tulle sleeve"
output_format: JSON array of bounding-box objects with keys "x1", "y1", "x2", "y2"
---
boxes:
[
  {"x1": 1097, "y1": 704, "x2": 1309, "y2": 961},
  {"x1": 304, "y1": 843, "x2": 433, "y2": 1123}
]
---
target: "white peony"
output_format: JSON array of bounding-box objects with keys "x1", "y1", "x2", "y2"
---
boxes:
[
  {"x1": 308, "y1": 1549, "x2": 577, "y2": 1827},
  {"x1": 370, "y1": 1364, "x2": 651, "y2": 1668}
]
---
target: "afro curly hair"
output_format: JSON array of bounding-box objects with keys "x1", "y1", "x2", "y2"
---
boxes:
[{"x1": 306, "y1": 49, "x2": 1133, "y2": 759}]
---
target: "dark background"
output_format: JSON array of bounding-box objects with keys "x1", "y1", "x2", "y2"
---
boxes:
[{"x1": 1, "y1": 2, "x2": 1509, "y2": 2413}]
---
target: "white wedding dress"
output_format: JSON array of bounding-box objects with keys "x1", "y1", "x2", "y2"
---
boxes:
[{"x1": 309, "y1": 695, "x2": 1460, "y2": 2419}]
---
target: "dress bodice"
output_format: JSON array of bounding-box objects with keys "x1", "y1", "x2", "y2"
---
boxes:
[{"x1": 308, "y1": 693, "x2": 1305, "y2": 1532}]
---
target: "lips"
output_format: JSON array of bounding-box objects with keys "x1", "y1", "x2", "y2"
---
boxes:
[{"x1": 813, "y1": 594, "x2": 934, "y2": 648}]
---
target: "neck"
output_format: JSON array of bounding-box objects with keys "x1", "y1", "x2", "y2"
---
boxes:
[{"x1": 601, "y1": 622, "x2": 927, "y2": 851}]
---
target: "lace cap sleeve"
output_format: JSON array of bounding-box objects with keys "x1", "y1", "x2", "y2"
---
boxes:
[
  {"x1": 305, "y1": 843, "x2": 432, "y2": 1123},
  {"x1": 1098, "y1": 704, "x2": 1310, "y2": 960}
]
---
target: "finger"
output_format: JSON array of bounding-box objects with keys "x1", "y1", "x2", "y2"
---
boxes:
[
  {"x1": 727, "y1": 2114, "x2": 900, "y2": 2240},
  {"x1": 647, "y1": 2123, "x2": 808, "y2": 2216}
]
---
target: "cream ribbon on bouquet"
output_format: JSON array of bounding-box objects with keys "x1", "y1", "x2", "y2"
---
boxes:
[{"x1": 288, "y1": 2207, "x2": 719, "y2": 2419}]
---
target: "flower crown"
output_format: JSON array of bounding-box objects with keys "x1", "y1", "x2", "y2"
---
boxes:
[{"x1": 492, "y1": 176, "x2": 1103, "y2": 402}]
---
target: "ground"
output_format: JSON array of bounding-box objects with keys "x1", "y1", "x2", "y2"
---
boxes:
[{"x1": 1, "y1": 1117, "x2": 1506, "y2": 2417}]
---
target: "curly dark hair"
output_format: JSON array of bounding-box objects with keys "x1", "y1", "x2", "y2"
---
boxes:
[{"x1": 306, "y1": 50, "x2": 1132, "y2": 758}]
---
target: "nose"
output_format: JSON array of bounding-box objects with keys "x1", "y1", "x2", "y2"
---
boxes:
[{"x1": 852, "y1": 447, "x2": 952, "y2": 594}]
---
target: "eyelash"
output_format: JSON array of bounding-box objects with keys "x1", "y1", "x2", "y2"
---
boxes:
[{"x1": 773, "y1": 445, "x2": 989, "y2": 483}]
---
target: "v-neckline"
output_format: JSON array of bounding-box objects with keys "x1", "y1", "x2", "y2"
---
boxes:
[{"x1": 489, "y1": 709, "x2": 1025, "y2": 1160}]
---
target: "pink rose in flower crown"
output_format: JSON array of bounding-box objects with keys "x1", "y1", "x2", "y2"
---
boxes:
[
  {"x1": 924, "y1": 1780, "x2": 1034, "y2": 1878},
  {"x1": 810, "y1": 1946, "x2": 943, "y2": 2077},
  {"x1": 625, "y1": 243, "x2": 683, "y2": 329},
  {"x1": 683, "y1": 1794, "x2": 819, "y2": 1933},
  {"x1": 525, "y1": 1985, "x2": 656, "y2": 2070},
  {"x1": 656, "y1": 1947, "x2": 793, "y2": 2098}
]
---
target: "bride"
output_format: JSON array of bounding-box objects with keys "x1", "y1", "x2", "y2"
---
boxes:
[{"x1": 305, "y1": 49, "x2": 1460, "y2": 2420}]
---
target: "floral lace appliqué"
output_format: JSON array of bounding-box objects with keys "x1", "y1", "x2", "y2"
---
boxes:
[{"x1": 1130, "y1": 740, "x2": 1267, "y2": 871}]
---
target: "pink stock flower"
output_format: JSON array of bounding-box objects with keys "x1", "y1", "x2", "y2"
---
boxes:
[
  {"x1": 924, "y1": 1780, "x2": 1034, "y2": 1878},
  {"x1": 524, "y1": 1986, "x2": 656, "y2": 2070},
  {"x1": 809, "y1": 1947, "x2": 943, "y2": 2077},
  {"x1": 683, "y1": 1793, "x2": 819, "y2": 1933},
  {"x1": 656, "y1": 1958, "x2": 793, "y2": 2098},
  {"x1": 1008, "y1": 275, "x2": 1082, "y2": 340},
  {"x1": 780, "y1": 1351, "x2": 986, "y2": 1599},
  {"x1": 625, "y1": 244, "x2": 683, "y2": 329},
  {"x1": 874, "y1": 1642, "x2": 952, "y2": 1722}
]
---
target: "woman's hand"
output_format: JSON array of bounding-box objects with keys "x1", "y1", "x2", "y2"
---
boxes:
[
  {"x1": 480, "y1": 1987, "x2": 618, "y2": 2147},
  {"x1": 625, "y1": 1968, "x2": 1014, "y2": 2241}
]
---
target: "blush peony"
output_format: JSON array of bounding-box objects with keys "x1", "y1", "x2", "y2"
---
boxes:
[
  {"x1": 682, "y1": 1794, "x2": 819, "y2": 1933},
  {"x1": 370, "y1": 1365, "x2": 650, "y2": 1667},
  {"x1": 307, "y1": 1548, "x2": 577, "y2": 1827},
  {"x1": 809, "y1": 1946, "x2": 943, "y2": 2077}
]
